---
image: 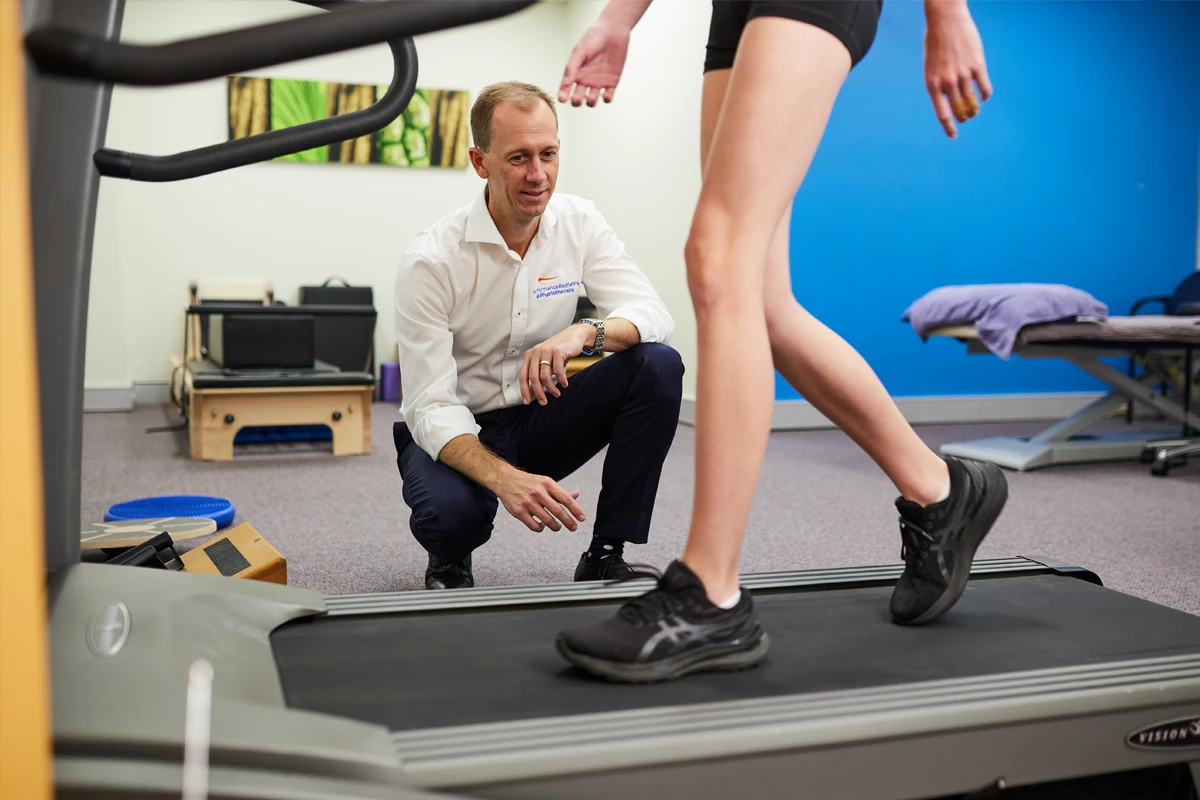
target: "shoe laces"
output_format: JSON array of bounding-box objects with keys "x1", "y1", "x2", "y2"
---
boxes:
[
  {"x1": 618, "y1": 583, "x2": 689, "y2": 624},
  {"x1": 899, "y1": 518, "x2": 935, "y2": 569},
  {"x1": 431, "y1": 562, "x2": 470, "y2": 580},
  {"x1": 592, "y1": 552, "x2": 662, "y2": 581}
]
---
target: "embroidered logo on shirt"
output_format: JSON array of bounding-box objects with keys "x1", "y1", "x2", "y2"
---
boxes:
[
  {"x1": 533, "y1": 279, "x2": 580, "y2": 300},
  {"x1": 537, "y1": 275, "x2": 559, "y2": 283}
]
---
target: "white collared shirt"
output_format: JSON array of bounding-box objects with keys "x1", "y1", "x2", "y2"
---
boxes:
[{"x1": 394, "y1": 188, "x2": 675, "y2": 462}]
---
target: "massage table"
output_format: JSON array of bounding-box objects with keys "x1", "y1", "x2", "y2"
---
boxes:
[{"x1": 927, "y1": 315, "x2": 1199, "y2": 471}]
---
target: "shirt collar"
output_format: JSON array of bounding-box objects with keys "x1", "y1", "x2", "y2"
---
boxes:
[
  {"x1": 464, "y1": 186, "x2": 558, "y2": 247},
  {"x1": 464, "y1": 186, "x2": 505, "y2": 245}
]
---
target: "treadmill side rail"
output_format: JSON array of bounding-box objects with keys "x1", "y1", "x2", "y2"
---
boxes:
[
  {"x1": 322, "y1": 556, "x2": 1057, "y2": 617},
  {"x1": 395, "y1": 654, "x2": 1200, "y2": 800},
  {"x1": 1020, "y1": 554, "x2": 1104, "y2": 586},
  {"x1": 48, "y1": 563, "x2": 408, "y2": 791}
]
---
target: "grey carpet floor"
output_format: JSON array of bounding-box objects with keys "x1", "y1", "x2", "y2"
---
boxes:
[{"x1": 81, "y1": 403, "x2": 1200, "y2": 614}]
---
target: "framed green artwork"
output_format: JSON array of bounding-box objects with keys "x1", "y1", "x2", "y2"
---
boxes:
[{"x1": 227, "y1": 76, "x2": 470, "y2": 168}]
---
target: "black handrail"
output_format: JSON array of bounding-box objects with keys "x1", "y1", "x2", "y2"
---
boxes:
[
  {"x1": 93, "y1": 35, "x2": 415, "y2": 181},
  {"x1": 75, "y1": 0, "x2": 534, "y2": 182},
  {"x1": 24, "y1": 0, "x2": 535, "y2": 86}
]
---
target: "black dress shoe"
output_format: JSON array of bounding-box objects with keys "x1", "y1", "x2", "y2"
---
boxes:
[
  {"x1": 574, "y1": 551, "x2": 661, "y2": 582},
  {"x1": 425, "y1": 553, "x2": 473, "y2": 590}
]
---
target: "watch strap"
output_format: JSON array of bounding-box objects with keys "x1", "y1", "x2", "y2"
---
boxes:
[{"x1": 579, "y1": 318, "x2": 604, "y2": 356}]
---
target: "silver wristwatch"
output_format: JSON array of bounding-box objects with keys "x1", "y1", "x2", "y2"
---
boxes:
[{"x1": 578, "y1": 318, "x2": 604, "y2": 356}]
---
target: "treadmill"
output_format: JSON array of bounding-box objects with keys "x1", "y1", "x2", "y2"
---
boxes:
[{"x1": 17, "y1": 1, "x2": 1200, "y2": 799}]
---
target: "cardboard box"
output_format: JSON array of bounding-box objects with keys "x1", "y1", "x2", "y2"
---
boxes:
[{"x1": 180, "y1": 523, "x2": 287, "y2": 585}]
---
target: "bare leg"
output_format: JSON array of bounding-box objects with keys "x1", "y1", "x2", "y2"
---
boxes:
[
  {"x1": 697, "y1": 67, "x2": 948, "y2": 528},
  {"x1": 760, "y1": 209, "x2": 951, "y2": 507},
  {"x1": 681, "y1": 18, "x2": 852, "y2": 604}
]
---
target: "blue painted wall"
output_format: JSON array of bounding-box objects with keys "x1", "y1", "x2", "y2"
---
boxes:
[{"x1": 783, "y1": 0, "x2": 1200, "y2": 400}]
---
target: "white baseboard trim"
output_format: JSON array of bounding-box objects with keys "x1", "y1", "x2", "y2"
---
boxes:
[
  {"x1": 84, "y1": 381, "x2": 170, "y2": 412},
  {"x1": 85, "y1": 386, "x2": 1140, "y2": 426},
  {"x1": 678, "y1": 392, "x2": 1112, "y2": 430},
  {"x1": 83, "y1": 386, "x2": 134, "y2": 412},
  {"x1": 134, "y1": 381, "x2": 171, "y2": 406}
]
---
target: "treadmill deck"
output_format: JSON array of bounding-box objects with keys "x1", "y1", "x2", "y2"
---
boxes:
[{"x1": 270, "y1": 572, "x2": 1200, "y2": 733}]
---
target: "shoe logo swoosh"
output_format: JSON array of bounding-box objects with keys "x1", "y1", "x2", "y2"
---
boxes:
[{"x1": 637, "y1": 616, "x2": 746, "y2": 661}]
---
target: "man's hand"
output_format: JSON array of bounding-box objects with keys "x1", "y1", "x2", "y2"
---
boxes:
[
  {"x1": 923, "y1": 0, "x2": 993, "y2": 139},
  {"x1": 520, "y1": 323, "x2": 592, "y2": 406},
  {"x1": 438, "y1": 434, "x2": 586, "y2": 533},
  {"x1": 495, "y1": 469, "x2": 587, "y2": 532}
]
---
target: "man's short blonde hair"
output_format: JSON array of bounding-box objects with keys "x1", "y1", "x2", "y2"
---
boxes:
[{"x1": 470, "y1": 81, "x2": 558, "y2": 152}]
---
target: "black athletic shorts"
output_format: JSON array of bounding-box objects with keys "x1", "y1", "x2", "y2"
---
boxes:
[{"x1": 705, "y1": 0, "x2": 883, "y2": 72}]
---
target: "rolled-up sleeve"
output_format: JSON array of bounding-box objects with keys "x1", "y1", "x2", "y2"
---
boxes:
[
  {"x1": 579, "y1": 213, "x2": 675, "y2": 345},
  {"x1": 394, "y1": 253, "x2": 479, "y2": 461}
]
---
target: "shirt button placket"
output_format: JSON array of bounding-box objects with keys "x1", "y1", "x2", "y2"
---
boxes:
[{"x1": 508, "y1": 260, "x2": 529, "y2": 402}]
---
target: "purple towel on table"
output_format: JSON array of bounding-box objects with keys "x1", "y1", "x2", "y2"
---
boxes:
[{"x1": 902, "y1": 284, "x2": 1108, "y2": 360}]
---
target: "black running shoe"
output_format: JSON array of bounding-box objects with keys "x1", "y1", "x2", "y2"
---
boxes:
[
  {"x1": 889, "y1": 456, "x2": 1008, "y2": 625},
  {"x1": 573, "y1": 551, "x2": 662, "y2": 582},
  {"x1": 556, "y1": 560, "x2": 769, "y2": 683}
]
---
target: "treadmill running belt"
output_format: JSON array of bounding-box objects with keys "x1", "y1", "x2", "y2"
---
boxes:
[{"x1": 270, "y1": 574, "x2": 1200, "y2": 733}]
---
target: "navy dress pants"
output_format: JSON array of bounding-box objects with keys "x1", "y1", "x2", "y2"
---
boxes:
[{"x1": 393, "y1": 343, "x2": 685, "y2": 563}]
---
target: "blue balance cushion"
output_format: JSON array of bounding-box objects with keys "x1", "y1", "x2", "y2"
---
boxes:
[{"x1": 104, "y1": 495, "x2": 235, "y2": 529}]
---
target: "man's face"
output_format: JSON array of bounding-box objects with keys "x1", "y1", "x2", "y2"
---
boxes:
[{"x1": 470, "y1": 101, "x2": 560, "y2": 225}]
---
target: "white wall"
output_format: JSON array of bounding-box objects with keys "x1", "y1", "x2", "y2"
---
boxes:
[
  {"x1": 86, "y1": 0, "x2": 709, "y2": 400},
  {"x1": 86, "y1": 0, "x2": 572, "y2": 390},
  {"x1": 561, "y1": 0, "x2": 706, "y2": 398}
]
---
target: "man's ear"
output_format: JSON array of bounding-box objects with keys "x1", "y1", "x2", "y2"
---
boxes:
[{"x1": 468, "y1": 147, "x2": 488, "y2": 179}]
